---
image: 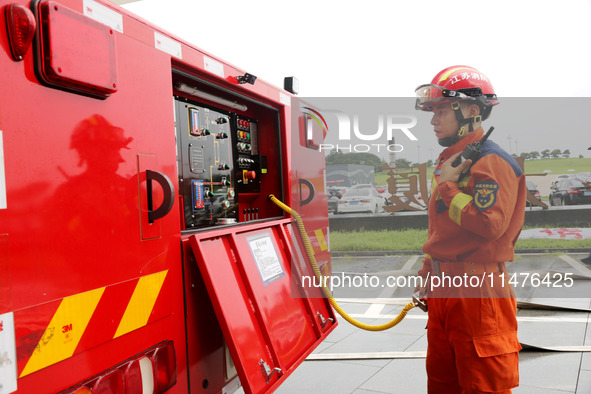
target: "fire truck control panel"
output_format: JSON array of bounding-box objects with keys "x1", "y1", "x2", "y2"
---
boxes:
[
  {"x1": 174, "y1": 97, "x2": 272, "y2": 230},
  {"x1": 173, "y1": 73, "x2": 284, "y2": 231}
]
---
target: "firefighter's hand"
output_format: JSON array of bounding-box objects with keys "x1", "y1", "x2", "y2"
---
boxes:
[
  {"x1": 440, "y1": 152, "x2": 472, "y2": 183},
  {"x1": 412, "y1": 284, "x2": 428, "y2": 312}
]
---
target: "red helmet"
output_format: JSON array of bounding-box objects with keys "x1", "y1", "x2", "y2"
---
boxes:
[{"x1": 415, "y1": 65, "x2": 498, "y2": 111}]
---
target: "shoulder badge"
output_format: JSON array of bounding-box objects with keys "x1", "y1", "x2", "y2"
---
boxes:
[{"x1": 474, "y1": 181, "x2": 499, "y2": 211}]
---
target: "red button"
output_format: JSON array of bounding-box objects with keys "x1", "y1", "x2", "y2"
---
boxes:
[{"x1": 245, "y1": 171, "x2": 256, "y2": 180}]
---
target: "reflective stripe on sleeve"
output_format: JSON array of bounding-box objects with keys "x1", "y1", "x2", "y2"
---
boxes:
[{"x1": 449, "y1": 193, "x2": 473, "y2": 226}]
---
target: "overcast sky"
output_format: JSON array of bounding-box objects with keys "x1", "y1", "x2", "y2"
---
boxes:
[{"x1": 123, "y1": 0, "x2": 591, "y2": 160}]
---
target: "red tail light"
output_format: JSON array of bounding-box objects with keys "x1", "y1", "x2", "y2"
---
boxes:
[
  {"x1": 152, "y1": 342, "x2": 177, "y2": 392},
  {"x1": 62, "y1": 341, "x2": 176, "y2": 394},
  {"x1": 92, "y1": 370, "x2": 125, "y2": 394},
  {"x1": 360, "y1": 199, "x2": 371, "y2": 203},
  {"x1": 123, "y1": 359, "x2": 144, "y2": 394},
  {"x1": 5, "y1": 4, "x2": 36, "y2": 61},
  {"x1": 567, "y1": 189, "x2": 580, "y2": 195}
]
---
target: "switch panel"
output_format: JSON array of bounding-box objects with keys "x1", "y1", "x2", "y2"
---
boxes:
[
  {"x1": 176, "y1": 99, "x2": 237, "y2": 229},
  {"x1": 233, "y1": 116, "x2": 261, "y2": 195},
  {"x1": 175, "y1": 98, "x2": 263, "y2": 230}
]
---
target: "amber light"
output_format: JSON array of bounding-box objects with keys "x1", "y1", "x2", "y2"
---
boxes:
[{"x1": 5, "y1": 4, "x2": 36, "y2": 61}]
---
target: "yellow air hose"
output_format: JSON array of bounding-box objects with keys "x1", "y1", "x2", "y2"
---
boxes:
[{"x1": 268, "y1": 194, "x2": 415, "y2": 331}]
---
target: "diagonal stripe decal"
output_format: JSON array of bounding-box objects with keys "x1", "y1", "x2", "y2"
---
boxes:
[
  {"x1": 438, "y1": 67, "x2": 477, "y2": 82},
  {"x1": 16, "y1": 270, "x2": 170, "y2": 377},
  {"x1": 114, "y1": 270, "x2": 168, "y2": 339},
  {"x1": 314, "y1": 229, "x2": 328, "y2": 252},
  {"x1": 20, "y1": 287, "x2": 105, "y2": 377}
]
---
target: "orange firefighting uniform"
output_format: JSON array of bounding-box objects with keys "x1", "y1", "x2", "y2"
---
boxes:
[{"x1": 418, "y1": 127, "x2": 527, "y2": 393}]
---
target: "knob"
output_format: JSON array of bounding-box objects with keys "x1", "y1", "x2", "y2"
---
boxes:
[{"x1": 245, "y1": 171, "x2": 256, "y2": 180}]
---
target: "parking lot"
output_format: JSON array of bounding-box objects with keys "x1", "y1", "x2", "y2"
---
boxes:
[{"x1": 275, "y1": 253, "x2": 591, "y2": 394}]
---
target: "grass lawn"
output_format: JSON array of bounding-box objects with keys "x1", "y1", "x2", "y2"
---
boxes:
[
  {"x1": 330, "y1": 228, "x2": 591, "y2": 252},
  {"x1": 524, "y1": 157, "x2": 591, "y2": 175}
]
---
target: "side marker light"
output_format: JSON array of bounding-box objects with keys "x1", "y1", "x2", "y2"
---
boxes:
[{"x1": 5, "y1": 4, "x2": 36, "y2": 61}]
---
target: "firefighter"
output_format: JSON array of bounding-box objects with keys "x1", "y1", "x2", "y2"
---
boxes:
[
  {"x1": 414, "y1": 66, "x2": 526, "y2": 393},
  {"x1": 53, "y1": 114, "x2": 134, "y2": 247}
]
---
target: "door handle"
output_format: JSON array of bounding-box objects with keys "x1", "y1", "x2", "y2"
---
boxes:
[
  {"x1": 146, "y1": 170, "x2": 174, "y2": 223},
  {"x1": 299, "y1": 178, "x2": 315, "y2": 206}
]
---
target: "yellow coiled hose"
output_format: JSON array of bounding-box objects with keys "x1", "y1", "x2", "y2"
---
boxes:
[{"x1": 268, "y1": 194, "x2": 415, "y2": 331}]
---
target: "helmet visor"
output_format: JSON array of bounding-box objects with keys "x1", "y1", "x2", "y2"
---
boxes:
[
  {"x1": 415, "y1": 84, "x2": 447, "y2": 110},
  {"x1": 415, "y1": 84, "x2": 471, "y2": 110}
]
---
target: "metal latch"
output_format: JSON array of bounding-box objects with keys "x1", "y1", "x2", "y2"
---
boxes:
[
  {"x1": 317, "y1": 312, "x2": 334, "y2": 329},
  {"x1": 259, "y1": 359, "x2": 281, "y2": 384}
]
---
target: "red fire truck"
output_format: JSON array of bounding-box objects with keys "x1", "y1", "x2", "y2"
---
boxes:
[{"x1": 0, "y1": 1, "x2": 336, "y2": 392}]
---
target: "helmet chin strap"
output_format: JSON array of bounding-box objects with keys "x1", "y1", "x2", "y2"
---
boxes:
[{"x1": 438, "y1": 101, "x2": 482, "y2": 147}]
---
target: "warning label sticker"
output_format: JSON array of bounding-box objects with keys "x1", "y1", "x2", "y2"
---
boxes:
[{"x1": 248, "y1": 233, "x2": 285, "y2": 286}]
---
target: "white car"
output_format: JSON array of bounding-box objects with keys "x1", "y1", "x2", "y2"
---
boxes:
[
  {"x1": 337, "y1": 188, "x2": 384, "y2": 214},
  {"x1": 349, "y1": 183, "x2": 374, "y2": 191}
]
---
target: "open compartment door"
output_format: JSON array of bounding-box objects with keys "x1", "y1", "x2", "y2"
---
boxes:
[{"x1": 188, "y1": 220, "x2": 336, "y2": 394}]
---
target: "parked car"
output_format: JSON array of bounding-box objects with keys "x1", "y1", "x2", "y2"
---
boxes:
[
  {"x1": 349, "y1": 183, "x2": 375, "y2": 191},
  {"x1": 549, "y1": 177, "x2": 591, "y2": 206},
  {"x1": 350, "y1": 184, "x2": 392, "y2": 207},
  {"x1": 526, "y1": 180, "x2": 542, "y2": 206},
  {"x1": 327, "y1": 188, "x2": 341, "y2": 214},
  {"x1": 375, "y1": 185, "x2": 388, "y2": 194},
  {"x1": 337, "y1": 188, "x2": 384, "y2": 214}
]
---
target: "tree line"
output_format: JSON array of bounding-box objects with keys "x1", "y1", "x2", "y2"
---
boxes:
[{"x1": 516, "y1": 149, "x2": 575, "y2": 160}]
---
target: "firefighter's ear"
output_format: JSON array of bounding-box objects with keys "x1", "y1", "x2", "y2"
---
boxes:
[{"x1": 467, "y1": 103, "x2": 480, "y2": 117}]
